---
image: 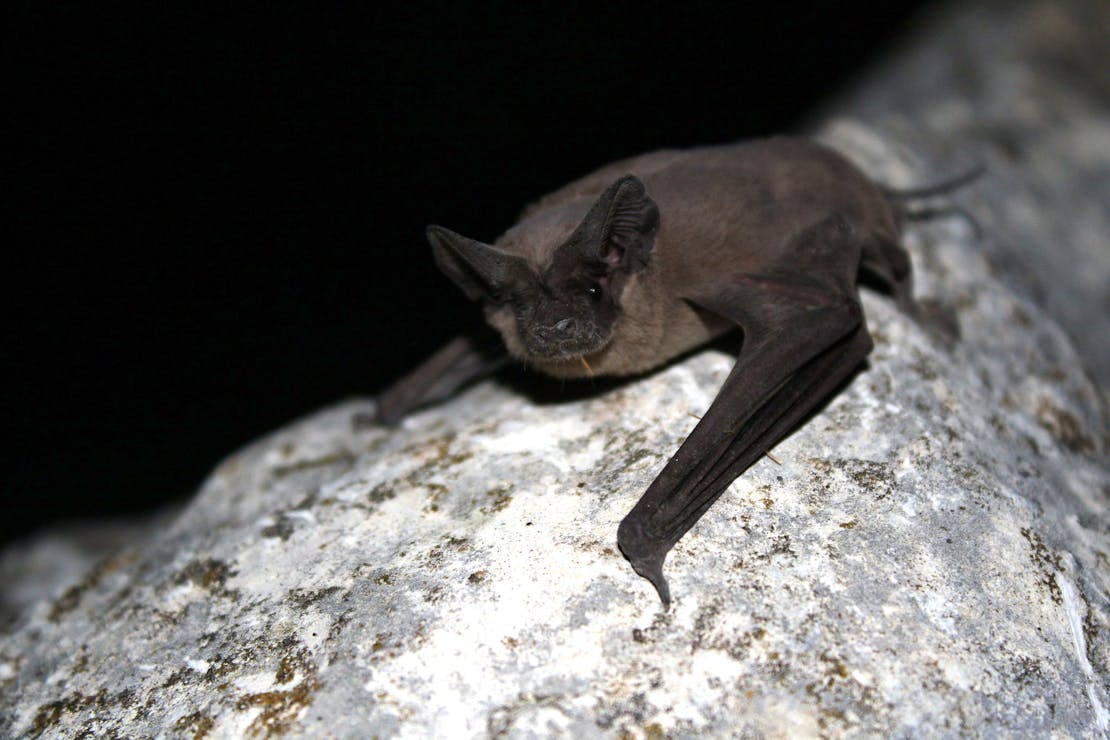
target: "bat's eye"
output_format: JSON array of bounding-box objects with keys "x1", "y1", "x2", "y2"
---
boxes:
[{"x1": 586, "y1": 284, "x2": 603, "y2": 301}]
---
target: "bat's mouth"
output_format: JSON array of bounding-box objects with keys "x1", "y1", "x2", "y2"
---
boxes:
[
  {"x1": 524, "y1": 335, "x2": 610, "y2": 364},
  {"x1": 521, "y1": 318, "x2": 611, "y2": 362},
  {"x1": 517, "y1": 328, "x2": 613, "y2": 379}
]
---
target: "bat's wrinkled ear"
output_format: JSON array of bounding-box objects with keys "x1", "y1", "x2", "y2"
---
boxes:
[
  {"x1": 570, "y1": 175, "x2": 659, "y2": 273},
  {"x1": 427, "y1": 225, "x2": 529, "y2": 303}
]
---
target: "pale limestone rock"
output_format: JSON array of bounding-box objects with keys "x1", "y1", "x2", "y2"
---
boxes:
[
  {"x1": 2, "y1": 121, "x2": 1106, "y2": 733},
  {"x1": 2, "y1": 1, "x2": 1108, "y2": 736}
]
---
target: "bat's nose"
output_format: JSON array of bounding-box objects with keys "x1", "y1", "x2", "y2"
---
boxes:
[{"x1": 523, "y1": 314, "x2": 595, "y2": 358}]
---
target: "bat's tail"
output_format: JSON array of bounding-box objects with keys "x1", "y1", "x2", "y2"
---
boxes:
[
  {"x1": 882, "y1": 162, "x2": 984, "y2": 238},
  {"x1": 879, "y1": 162, "x2": 984, "y2": 200}
]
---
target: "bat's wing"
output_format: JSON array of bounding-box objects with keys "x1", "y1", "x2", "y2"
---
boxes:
[
  {"x1": 617, "y1": 215, "x2": 875, "y2": 605},
  {"x1": 375, "y1": 325, "x2": 508, "y2": 425}
]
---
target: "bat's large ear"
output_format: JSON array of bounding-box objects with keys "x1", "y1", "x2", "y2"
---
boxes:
[
  {"x1": 427, "y1": 225, "x2": 529, "y2": 303},
  {"x1": 569, "y1": 175, "x2": 659, "y2": 273}
]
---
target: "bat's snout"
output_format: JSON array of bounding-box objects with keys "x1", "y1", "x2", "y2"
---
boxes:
[{"x1": 522, "y1": 315, "x2": 606, "y2": 360}]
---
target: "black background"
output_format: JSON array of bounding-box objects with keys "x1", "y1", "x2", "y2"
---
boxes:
[{"x1": 5, "y1": 2, "x2": 933, "y2": 547}]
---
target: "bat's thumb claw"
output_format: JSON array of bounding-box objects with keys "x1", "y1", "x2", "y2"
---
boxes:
[
  {"x1": 618, "y1": 518, "x2": 673, "y2": 607},
  {"x1": 627, "y1": 555, "x2": 671, "y2": 607},
  {"x1": 645, "y1": 566, "x2": 672, "y2": 608}
]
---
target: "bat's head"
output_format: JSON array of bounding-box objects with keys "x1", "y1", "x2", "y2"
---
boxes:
[{"x1": 427, "y1": 175, "x2": 658, "y2": 373}]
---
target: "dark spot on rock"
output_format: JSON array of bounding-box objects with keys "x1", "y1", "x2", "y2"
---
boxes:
[
  {"x1": 764, "y1": 534, "x2": 795, "y2": 559},
  {"x1": 288, "y1": 586, "x2": 343, "y2": 610},
  {"x1": 30, "y1": 688, "x2": 136, "y2": 735},
  {"x1": 262, "y1": 517, "x2": 296, "y2": 541},
  {"x1": 367, "y1": 482, "x2": 396, "y2": 504},
  {"x1": 271, "y1": 450, "x2": 356, "y2": 479},
  {"x1": 1010, "y1": 654, "x2": 1046, "y2": 686},
  {"x1": 622, "y1": 447, "x2": 656, "y2": 468},
  {"x1": 422, "y1": 482, "x2": 450, "y2": 514},
  {"x1": 444, "y1": 535, "x2": 470, "y2": 552},
  {"x1": 291, "y1": 492, "x2": 318, "y2": 511},
  {"x1": 174, "y1": 710, "x2": 216, "y2": 740},
  {"x1": 468, "y1": 570, "x2": 488, "y2": 584},
  {"x1": 910, "y1": 348, "x2": 939, "y2": 381},
  {"x1": 838, "y1": 459, "x2": 895, "y2": 499},
  {"x1": 820, "y1": 650, "x2": 849, "y2": 678},
  {"x1": 691, "y1": 599, "x2": 723, "y2": 651},
  {"x1": 481, "y1": 483, "x2": 514, "y2": 515},
  {"x1": 1021, "y1": 527, "x2": 1064, "y2": 605},
  {"x1": 1035, "y1": 399, "x2": 1094, "y2": 453},
  {"x1": 238, "y1": 676, "x2": 321, "y2": 736},
  {"x1": 161, "y1": 667, "x2": 192, "y2": 689},
  {"x1": 71, "y1": 645, "x2": 88, "y2": 674},
  {"x1": 275, "y1": 655, "x2": 297, "y2": 684},
  {"x1": 174, "y1": 558, "x2": 239, "y2": 599},
  {"x1": 48, "y1": 551, "x2": 134, "y2": 623}
]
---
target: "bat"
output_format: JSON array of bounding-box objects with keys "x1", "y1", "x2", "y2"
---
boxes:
[{"x1": 375, "y1": 136, "x2": 969, "y2": 605}]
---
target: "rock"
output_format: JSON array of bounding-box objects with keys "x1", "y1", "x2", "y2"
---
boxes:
[
  {"x1": 819, "y1": 0, "x2": 1110, "y2": 393},
  {"x1": 0, "y1": 508, "x2": 178, "y2": 631},
  {"x1": 3, "y1": 1, "x2": 1108, "y2": 736},
  {"x1": 3, "y1": 121, "x2": 1107, "y2": 733}
]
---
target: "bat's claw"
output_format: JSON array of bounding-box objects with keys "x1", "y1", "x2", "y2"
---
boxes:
[
  {"x1": 618, "y1": 518, "x2": 673, "y2": 608},
  {"x1": 632, "y1": 557, "x2": 672, "y2": 608}
]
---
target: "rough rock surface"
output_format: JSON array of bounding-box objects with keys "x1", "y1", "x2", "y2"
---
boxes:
[
  {"x1": 822, "y1": 0, "x2": 1110, "y2": 393},
  {"x1": 3, "y1": 2, "x2": 1109, "y2": 738},
  {"x1": 3, "y1": 132, "x2": 1107, "y2": 737}
]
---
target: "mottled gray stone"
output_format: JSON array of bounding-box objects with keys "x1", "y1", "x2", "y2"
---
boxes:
[
  {"x1": 2, "y1": 122, "x2": 1107, "y2": 735},
  {"x1": 3, "y1": 1, "x2": 1109, "y2": 737},
  {"x1": 0, "y1": 508, "x2": 180, "y2": 631},
  {"x1": 820, "y1": 0, "x2": 1110, "y2": 393}
]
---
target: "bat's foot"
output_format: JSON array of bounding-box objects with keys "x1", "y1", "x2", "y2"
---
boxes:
[{"x1": 617, "y1": 518, "x2": 673, "y2": 608}]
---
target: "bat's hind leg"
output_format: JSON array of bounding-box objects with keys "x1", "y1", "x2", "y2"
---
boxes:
[
  {"x1": 860, "y1": 237, "x2": 915, "y2": 311},
  {"x1": 860, "y1": 237, "x2": 958, "y2": 341}
]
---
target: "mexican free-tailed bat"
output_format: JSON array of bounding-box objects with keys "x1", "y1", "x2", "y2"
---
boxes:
[{"x1": 376, "y1": 136, "x2": 970, "y2": 605}]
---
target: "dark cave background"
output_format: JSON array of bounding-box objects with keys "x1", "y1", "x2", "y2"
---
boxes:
[{"x1": 5, "y1": 2, "x2": 937, "y2": 547}]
